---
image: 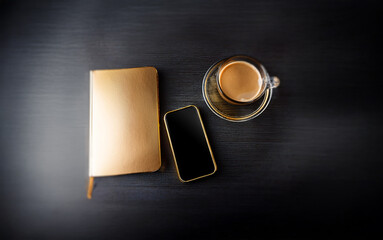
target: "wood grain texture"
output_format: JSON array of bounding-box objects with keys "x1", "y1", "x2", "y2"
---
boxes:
[{"x1": 0, "y1": 0, "x2": 381, "y2": 239}]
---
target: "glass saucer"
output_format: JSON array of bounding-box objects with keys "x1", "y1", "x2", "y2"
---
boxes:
[{"x1": 202, "y1": 59, "x2": 273, "y2": 122}]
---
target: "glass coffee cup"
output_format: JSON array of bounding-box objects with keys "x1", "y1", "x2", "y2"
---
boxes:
[{"x1": 216, "y1": 55, "x2": 280, "y2": 105}]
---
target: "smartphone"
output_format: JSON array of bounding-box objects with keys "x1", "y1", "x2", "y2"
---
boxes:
[{"x1": 164, "y1": 105, "x2": 217, "y2": 182}]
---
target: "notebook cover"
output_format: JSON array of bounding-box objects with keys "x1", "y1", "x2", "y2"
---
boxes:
[{"x1": 89, "y1": 67, "x2": 161, "y2": 178}]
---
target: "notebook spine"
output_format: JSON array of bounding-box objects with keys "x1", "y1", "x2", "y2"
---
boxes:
[{"x1": 88, "y1": 71, "x2": 94, "y2": 199}]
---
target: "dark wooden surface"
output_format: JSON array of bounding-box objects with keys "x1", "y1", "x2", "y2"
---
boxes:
[{"x1": 1, "y1": 0, "x2": 382, "y2": 239}]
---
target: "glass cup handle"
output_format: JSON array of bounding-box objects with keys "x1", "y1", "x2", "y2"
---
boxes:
[{"x1": 270, "y1": 76, "x2": 280, "y2": 88}]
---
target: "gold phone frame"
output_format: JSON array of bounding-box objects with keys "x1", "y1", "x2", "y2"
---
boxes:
[{"x1": 164, "y1": 105, "x2": 217, "y2": 182}]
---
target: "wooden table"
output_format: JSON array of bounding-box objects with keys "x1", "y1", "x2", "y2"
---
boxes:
[{"x1": 0, "y1": 0, "x2": 381, "y2": 239}]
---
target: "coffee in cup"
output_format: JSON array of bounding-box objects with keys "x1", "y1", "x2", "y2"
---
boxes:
[{"x1": 216, "y1": 56, "x2": 279, "y2": 105}]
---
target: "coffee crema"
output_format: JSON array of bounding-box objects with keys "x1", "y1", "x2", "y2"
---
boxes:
[{"x1": 218, "y1": 61, "x2": 262, "y2": 103}]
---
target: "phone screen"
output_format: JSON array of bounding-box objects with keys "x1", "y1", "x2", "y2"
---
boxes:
[{"x1": 164, "y1": 106, "x2": 216, "y2": 182}]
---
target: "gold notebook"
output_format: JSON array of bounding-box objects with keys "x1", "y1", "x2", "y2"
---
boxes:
[{"x1": 88, "y1": 67, "x2": 161, "y2": 198}]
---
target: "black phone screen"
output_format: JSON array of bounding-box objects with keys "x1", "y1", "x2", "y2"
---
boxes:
[{"x1": 164, "y1": 106, "x2": 216, "y2": 182}]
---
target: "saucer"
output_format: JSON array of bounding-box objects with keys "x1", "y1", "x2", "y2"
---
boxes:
[{"x1": 202, "y1": 59, "x2": 273, "y2": 122}]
